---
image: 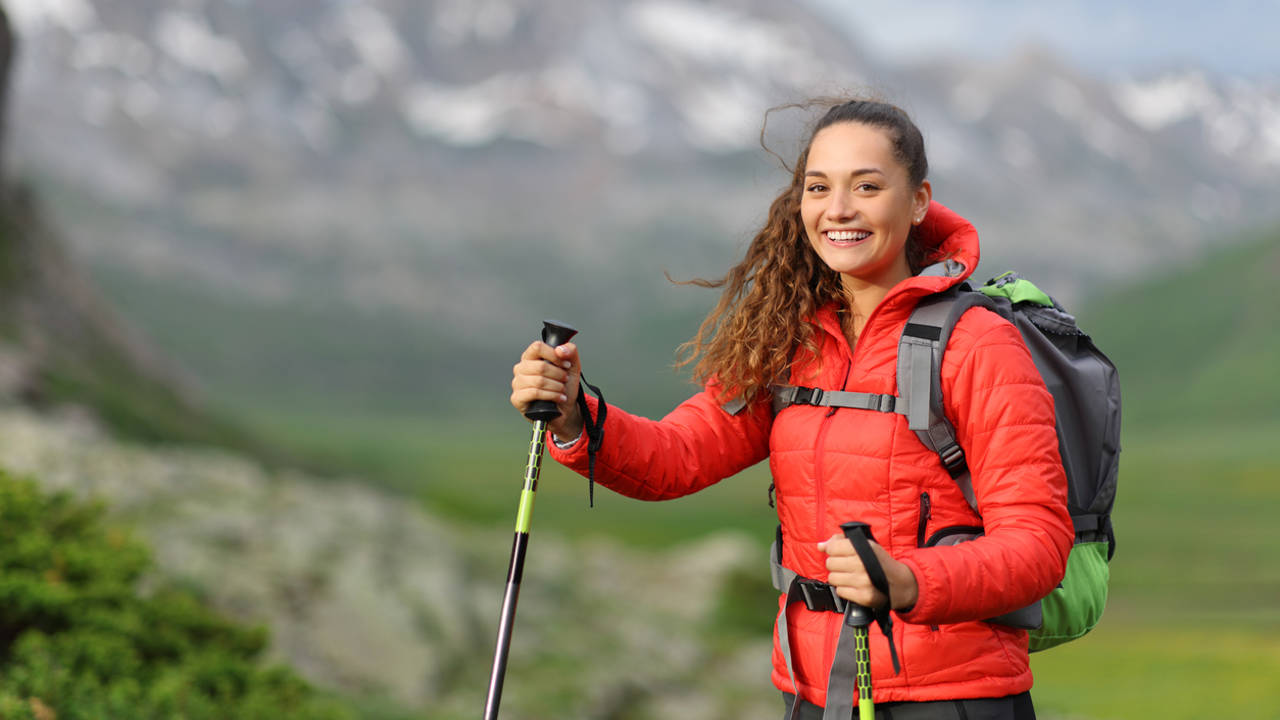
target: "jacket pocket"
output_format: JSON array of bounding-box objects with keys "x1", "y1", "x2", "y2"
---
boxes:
[
  {"x1": 916, "y1": 492, "x2": 932, "y2": 548},
  {"x1": 923, "y1": 525, "x2": 984, "y2": 548}
]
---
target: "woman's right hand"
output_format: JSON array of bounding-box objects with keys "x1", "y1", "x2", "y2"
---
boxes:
[{"x1": 510, "y1": 341, "x2": 585, "y2": 442}]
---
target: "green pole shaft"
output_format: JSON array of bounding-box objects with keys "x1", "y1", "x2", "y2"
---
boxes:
[
  {"x1": 483, "y1": 419, "x2": 547, "y2": 720},
  {"x1": 855, "y1": 625, "x2": 873, "y2": 720}
]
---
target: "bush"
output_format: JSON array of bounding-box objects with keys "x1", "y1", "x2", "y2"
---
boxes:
[{"x1": 0, "y1": 470, "x2": 353, "y2": 720}]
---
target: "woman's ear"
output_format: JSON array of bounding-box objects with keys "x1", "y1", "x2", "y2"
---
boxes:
[{"x1": 912, "y1": 181, "x2": 933, "y2": 225}]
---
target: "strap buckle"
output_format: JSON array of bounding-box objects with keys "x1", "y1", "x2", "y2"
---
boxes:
[
  {"x1": 794, "y1": 387, "x2": 824, "y2": 406},
  {"x1": 797, "y1": 578, "x2": 846, "y2": 613},
  {"x1": 938, "y1": 442, "x2": 967, "y2": 477}
]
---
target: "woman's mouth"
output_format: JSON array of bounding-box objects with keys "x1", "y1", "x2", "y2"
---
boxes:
[{"x1": 825, "y1": 229, "x2": 871, "y2": 245}]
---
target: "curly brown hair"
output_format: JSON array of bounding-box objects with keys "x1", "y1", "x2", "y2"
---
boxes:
[{"x1": 675, "y1": 98, "x2": 930, "y2": 405}]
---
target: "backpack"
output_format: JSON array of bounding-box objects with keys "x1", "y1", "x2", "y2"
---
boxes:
[{"x1": 771, "y1": 269, "x2": 1121, "y2": 651}]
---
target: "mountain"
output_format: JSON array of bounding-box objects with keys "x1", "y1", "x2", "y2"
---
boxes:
[{"x1": 7, "y1": 0, "x2": 1280, "y2": 421}]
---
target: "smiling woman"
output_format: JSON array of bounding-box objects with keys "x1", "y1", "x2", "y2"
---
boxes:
[
  {"x1": 800, "y1": 121, "x2": 931, "y2": 346},
  {"x1": 510, "y1": 97, "x2": 1071, "y2": 720}
]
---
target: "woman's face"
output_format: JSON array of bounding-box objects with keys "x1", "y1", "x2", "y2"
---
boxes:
[{"x1": 800, "y1": 122, "x2": 931, "y2": 292}]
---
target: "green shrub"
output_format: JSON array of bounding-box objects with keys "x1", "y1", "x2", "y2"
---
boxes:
[{"x1": 0, "y1": 470, "x2": 353, "y2": 720}]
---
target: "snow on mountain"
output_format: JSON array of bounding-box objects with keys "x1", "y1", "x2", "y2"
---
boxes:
[
  {"x1": 1113, "y1": 70, "x2": 1280, "y2": 167},
  {"x1": 7, "y1": 0, "x2": 96, "y2": 33},
  {"x1": 1114, "y1": 72, "x2": 1218, "y2": 132}
]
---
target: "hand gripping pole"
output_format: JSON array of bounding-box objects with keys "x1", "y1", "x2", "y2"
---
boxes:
[{"x1": 821, "y1": 522, "x2": 902, "y2": 720}]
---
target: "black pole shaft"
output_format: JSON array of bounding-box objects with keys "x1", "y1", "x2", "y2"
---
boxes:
[
  {"x1": 483, "y1": 418, "x2": 547, "y2": 720},
  {"x1": 483, "y1": 534, "x2": 529, "y2": 719}
]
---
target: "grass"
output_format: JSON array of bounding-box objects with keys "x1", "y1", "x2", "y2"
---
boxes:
[
  {"x1": 237, "y1": 407, "x2": 780, "y2": 549},
  {"x1": 1029, "y1": 422, "x2": 1280, "y2": 719},
  {"x1": 1105, "y1": 423, "x2": 1280, "y2": 620},
  {"x1": 1079, "y1": 225, "x2": 1280, "y2": 428},
  {"x1": 1031, "y1": 627, "x2": 1280, "y2": 719}
]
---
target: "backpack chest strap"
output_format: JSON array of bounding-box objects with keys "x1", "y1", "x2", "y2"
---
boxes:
[{"x1": 771, "y1": 384, "x2": 905, "y2": 416}]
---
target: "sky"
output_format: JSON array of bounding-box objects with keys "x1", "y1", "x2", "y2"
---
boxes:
[
  {"x1": 808, "y1": 0, "x2": 1277, "y2": 79},
  {"x1": 10, "y1": 0, "x2": 1273, "y2": 79}
]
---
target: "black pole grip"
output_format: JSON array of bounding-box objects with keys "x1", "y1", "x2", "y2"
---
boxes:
[
  {"x1": 524, "y1": 320, "x2": 579, "y2": 423},
  {"x1": 840, "y1": 521, "x2": 874, "y2": 545}
]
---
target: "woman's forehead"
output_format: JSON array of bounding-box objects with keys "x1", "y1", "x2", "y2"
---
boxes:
[{"x1": 807, "y1": 122, "x2": 898, "y2": 168}]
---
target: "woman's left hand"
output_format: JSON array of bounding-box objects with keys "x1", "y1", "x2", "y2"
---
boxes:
[{"x1": 819, "y1": 533, "x2": 920, "y2": 612}]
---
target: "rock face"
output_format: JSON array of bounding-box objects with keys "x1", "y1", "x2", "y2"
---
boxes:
[
  {"x1": 0, "y1": 405, "x2": 483, "y2": 705},
  {"x1": 0, "y1": 406, "x2": 783, "y2": 717}
]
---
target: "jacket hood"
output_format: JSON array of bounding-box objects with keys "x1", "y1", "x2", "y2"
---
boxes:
[{"x1": 913, "y1": 199, "x2": 980, "y2": 290}]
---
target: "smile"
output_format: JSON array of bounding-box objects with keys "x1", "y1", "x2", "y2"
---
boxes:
[{"x1": 826, "y1": 229, "x2": 871, "y2": 243}]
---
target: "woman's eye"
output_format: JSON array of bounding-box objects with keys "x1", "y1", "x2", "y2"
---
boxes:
[
  {"x1": 855, "y1": 183, "x2": 879, "y2": 192},
  {"x1": 806, "y1": 184, "x2": 828, "y2": 193}
]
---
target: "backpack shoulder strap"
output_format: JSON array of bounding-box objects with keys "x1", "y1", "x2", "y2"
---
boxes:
[{"x1": 899, "y1": 285, "x2": 999, "y2": 513}]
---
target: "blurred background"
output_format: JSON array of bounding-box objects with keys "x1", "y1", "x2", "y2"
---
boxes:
[{"x1": 0, "y1": 0, "x2": 1276, "y2": 718}]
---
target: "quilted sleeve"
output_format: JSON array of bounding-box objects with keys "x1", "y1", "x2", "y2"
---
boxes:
[
  {"x1": 547, "y1": 384, "x2": 773, "y2": 500},
  {"x1": 896, "y1": 310, "x2": 1073, "y2": 625}
]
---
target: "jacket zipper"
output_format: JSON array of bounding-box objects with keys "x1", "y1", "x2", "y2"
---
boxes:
[
  {"x1": 814, "y1": 359, "x2": 853, "y2": 540},
  {"x1": 917, "y1": 492, "x2": 932, "y2": 547},
  {"x1": 920, "y1": 491, "x2": 939, "y2": 632}
]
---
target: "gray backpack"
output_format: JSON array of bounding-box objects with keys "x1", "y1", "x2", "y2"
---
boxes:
[{"x1": 772, "y1": 270, "x2": 1121, "y2": 650}]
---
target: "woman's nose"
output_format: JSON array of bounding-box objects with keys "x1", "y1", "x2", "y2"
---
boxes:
[{"x1": 826, "y1": 190, "x2": 856, "y2": 220}]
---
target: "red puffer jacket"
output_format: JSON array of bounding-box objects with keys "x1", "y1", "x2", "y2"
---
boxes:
[{"x1": 549, "y1": 202, "x2": 1072, "y2": 705}]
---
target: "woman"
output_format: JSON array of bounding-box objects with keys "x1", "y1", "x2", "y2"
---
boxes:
[{"x1": 510, "y1": 99, "x2": 1073, "y2": 719}]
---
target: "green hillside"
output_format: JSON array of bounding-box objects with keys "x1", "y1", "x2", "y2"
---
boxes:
[
  {"x1": 1078, "y1": 225, "x2": 1280, "y2": 428},
  {"x1": 0, "y1": 189, "x2": 290, "y2": 463}
]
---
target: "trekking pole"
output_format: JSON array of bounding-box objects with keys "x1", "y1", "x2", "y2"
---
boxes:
[
  {"x1": 839, "y1": 522, "x2": 879, "y2": 720},
  {"x1": 483, "y1": 320, "x2": 578, "y2": 720}
]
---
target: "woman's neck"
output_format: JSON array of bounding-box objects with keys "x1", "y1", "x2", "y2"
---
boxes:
[{"x1": 838, "y1": 272, "x2": 908, "y2": 341}]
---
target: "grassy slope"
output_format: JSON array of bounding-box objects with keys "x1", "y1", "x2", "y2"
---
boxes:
[
  {"x1": 243, "y1": 410, "x2": 781, "y2": 549},
  {"x1": 0, "y1": 190, "x2": 290, "y2": 463},
  {"x1": 81, "y1": 214, "x2": 726, "y2": 424},
  {"x1": 1031, "y1": 422, "x2": 1280, "y2": 719},
  {"x1": 1077, "y1": 225, "x2": 1280, "y2": 428}
]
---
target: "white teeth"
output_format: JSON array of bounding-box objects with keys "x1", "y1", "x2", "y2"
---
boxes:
[{"x1": 828, "y1": 230, "x2": 871, "y2": 241}]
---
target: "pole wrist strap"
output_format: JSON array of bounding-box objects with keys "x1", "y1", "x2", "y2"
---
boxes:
[{"x1": 575, "y1": 374, "x2": 607, "y2": 507}]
